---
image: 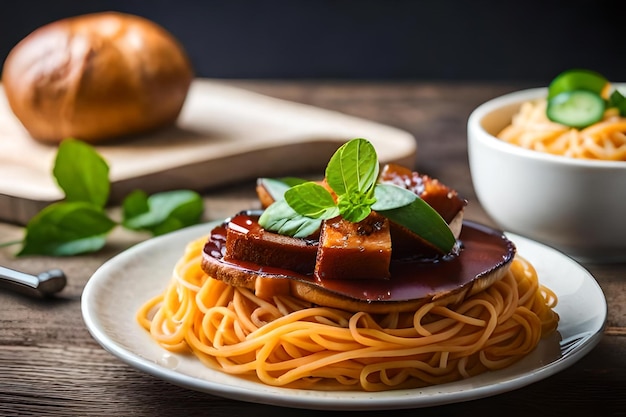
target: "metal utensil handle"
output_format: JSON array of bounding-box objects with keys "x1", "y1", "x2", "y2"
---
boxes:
[{"x1": 0, "y1": 266, "x2": 66, "y2": 297}]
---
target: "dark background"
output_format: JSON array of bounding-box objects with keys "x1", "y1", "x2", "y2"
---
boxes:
[{"x1": 1, "y1": 0, "x2": 624, "y2": 84}]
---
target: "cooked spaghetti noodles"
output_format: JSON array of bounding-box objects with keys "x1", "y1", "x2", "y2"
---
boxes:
[
  {"x1": 498, "y1": 99, "x2": 626, "y2": 161},
  {"x1": 137, "y1": 236, "x2": 559, "y2": 391}
]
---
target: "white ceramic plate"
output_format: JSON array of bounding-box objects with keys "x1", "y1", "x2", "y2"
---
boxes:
[{"x1": 81, "y1": 221, "x2": 607, "y2": 411}]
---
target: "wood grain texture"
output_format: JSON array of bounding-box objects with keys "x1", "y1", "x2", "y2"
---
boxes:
[{"x1": 1, "y1": 81, "x2": 624, "y2": 417}]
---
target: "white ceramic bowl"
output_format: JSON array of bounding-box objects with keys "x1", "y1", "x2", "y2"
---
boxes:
[{"x1": 468, "y1": 87, "x2": 626, "y2": 263}]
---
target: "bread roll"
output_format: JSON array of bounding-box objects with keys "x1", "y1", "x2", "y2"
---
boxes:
[{"x1": 1, "y1": 12, "x2": 194, "y2": 143}]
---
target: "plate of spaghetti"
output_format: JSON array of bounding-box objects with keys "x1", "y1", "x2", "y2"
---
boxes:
[{"x1": 82, "y1": 139, "x2": 606, "y2": 410}]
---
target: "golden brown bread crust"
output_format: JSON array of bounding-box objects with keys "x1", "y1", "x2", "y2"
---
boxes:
[{"x1": 1, "y1": 12, "x2": 193, "y2": 143}]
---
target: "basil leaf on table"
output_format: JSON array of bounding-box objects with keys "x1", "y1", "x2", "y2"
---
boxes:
[
  {"x1": 18, "y1": 201, "x2": 116, "y2": 256},
  {"x1": 122, "y1": 189, "x2": 204, "y2": 236},
  {"x1": 52, "y1": 139, "x2": 110, "y2": 208},
  {"x1": 8, "y1": 138, "x2": 205, "y2": 257}
]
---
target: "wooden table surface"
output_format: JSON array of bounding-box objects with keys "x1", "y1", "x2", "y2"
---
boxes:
[{"x1": 1, "y1": 81, "x2": 624, "y2": 416}]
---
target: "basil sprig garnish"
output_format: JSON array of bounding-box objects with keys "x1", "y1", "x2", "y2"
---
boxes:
[{"x1": 258, "y1": 138, "x2": 455, "y2": 253}]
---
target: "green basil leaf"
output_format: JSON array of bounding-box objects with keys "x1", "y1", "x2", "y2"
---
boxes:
[
  {"x1": 256, "y1": 138, "x2": 455, "y2": 253},
  {"x1": 53, "y1": 139, "x2": 110, "y2": 208},
  {"x1": 259, "y1": 200, "x2": 324, "y2": 238},
  {"x1": 18, "y1": 201, "x2": 116, "y2": 256},
  {"x1": 278, "y1": 177, "x2": 308, "y2": 187},
  {"x1": 122, "y1": 190, "x2": 204, "y2": 236},
  {"x1": 284, "y1": 182, "x2": 338, "y2": 219},
  {"x1": 609, "y1": 89, "x2": 626, "y2": 116},
  {"x1": 258, "y1": 178, "x2": 293, "y2": 202},
  {"x1": 337, "y1": 193, "x2": 372, "y2": 222},
  {"x1": 378, "y1": 198, "x2": 456, "y2": 253},
  {"x1": 608, "y1": 89, "x2": 624, "y2": 106},
  {"x1": 121, "y1": 190, "x2": 151, "y2": 220},
  {"x1": 326, "y1": 138, "x2": 379, "y2": 196},
  {"x1": 371, "y1": 183, "x2": 416, "y2": 211}
]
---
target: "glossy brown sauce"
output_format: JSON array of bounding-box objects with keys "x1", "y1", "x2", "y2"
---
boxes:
[{"x1": 203, "y1": 214, "x2": 516, "y2": 303}]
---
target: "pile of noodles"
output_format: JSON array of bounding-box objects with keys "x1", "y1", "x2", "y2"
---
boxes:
[
  {"x1": 498, "y1": 99, "x2": 626, "y2": 161},
  {"x1": 137, "y1": 236, "x2": 559, "y2": 391}
]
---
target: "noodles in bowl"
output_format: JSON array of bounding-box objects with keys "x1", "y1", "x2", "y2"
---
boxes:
[
  {"x1": 498, "y1": 95, "x2": 626, "y2": 160},
  {"x1": 468, "y1": 70, "x2": 626, "y2": 262},
  {"x1": 497, "y1": 69, "x2": 626, "y2": 161}
]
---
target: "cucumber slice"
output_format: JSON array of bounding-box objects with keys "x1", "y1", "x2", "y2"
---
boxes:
[
  {"x1": 547, "y1": 90, "x2": 605, "y2": 129},
  {"x1": 548, "y1": 69, "x2": 608, "y2": 99}
]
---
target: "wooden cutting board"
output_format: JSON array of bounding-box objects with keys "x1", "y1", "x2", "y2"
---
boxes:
[{"x1": 0, "y1": 79, "x2": 416, "y2": 225}]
